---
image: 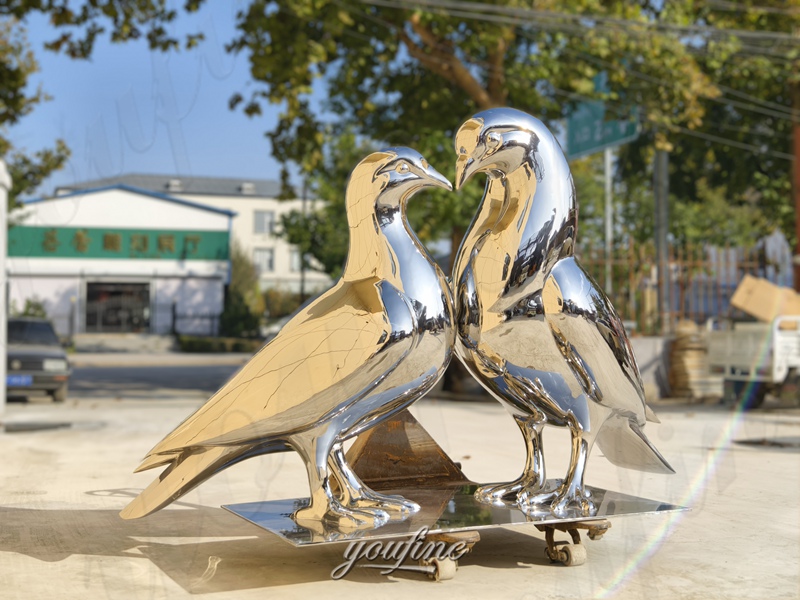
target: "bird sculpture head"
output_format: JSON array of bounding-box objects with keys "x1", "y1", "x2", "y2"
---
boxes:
[
  {"x1": 347, "y1": 147, "x2": 452, "y2": 219},
  {"x1": 343, "y1": 147, "x2": 451, "y2": 282},
  {"x1": 454, "y1": 108, "x2": 561, "y2": 190}
]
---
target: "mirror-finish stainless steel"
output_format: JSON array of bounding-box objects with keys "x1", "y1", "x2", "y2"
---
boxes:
[
  {"x1": 223, "y1": 482, "x2": 686, "y2": 545},
  {"x1": 121, "y1": 148, "x2": 455, "y2": 532},
  {"x1": 452, "y1": 108, "x2": 674, "y2": 519}
]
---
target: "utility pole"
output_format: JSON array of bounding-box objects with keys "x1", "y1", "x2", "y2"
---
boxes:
[
  {"x1": 793, "y1": 80, "x2": 800, "y2": 291},
  {"x1": 0, "y1": 160, "x2": 10, "y2": 429},
  {"x1": 654, "y1": 148, "x2": 671, "y2": 336},
  {"x1": 604, "y1": 147, "x2": 614, "y2": 294},
  {"x1": 299, "y1": 179, "x2": 307, "y2": 303}
]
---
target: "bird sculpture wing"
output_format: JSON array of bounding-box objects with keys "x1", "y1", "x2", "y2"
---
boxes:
[
  {"x1": 544, "y1": 257, "x2": 673, "y2": 473},
  {"x1": 136, "y1": 278, "x2": 403, "y2": 467}
]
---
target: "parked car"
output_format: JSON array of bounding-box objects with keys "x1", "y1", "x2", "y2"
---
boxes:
[{"x1": 6, "y1": 317, "x2": 71, "y2": 402}]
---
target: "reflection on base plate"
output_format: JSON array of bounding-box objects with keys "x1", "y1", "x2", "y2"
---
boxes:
[{"x1": 222, "y1": 481, "x2": 686, "y2": 545}]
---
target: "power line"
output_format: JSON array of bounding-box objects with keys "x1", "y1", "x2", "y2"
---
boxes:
[
  {"x1": 337, "y1": 1, "x2": 796, "y2": 162},
  {"x1": 550, "y1": 86, "x2": 793, "y2": 161},
  {"x1": 362, "y1": 0, "x2": 800, "y2": 44},
  {"x1": 706, "y1": 0, "x2": 800, "y2": 16},
  {"x1": 673, "y1": 125, "x2": 794, "y2": 160}
]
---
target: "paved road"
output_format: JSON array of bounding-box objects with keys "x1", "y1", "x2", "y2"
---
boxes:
[
  {"x1": 7, "y1": 362, "x2": 243, "y2": 403},
  {"x1": 69, "y1": 364, "x2": 241, "y2": 399}
]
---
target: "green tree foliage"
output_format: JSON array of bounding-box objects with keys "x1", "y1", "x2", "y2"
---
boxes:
[
  {"x1": 0, "y1": 20, "x2": 70, "y2": 208},
  {"x1": 262, "y1": 287, "x2": 302, "y2": 320},
  {"x1": 618, "y1": 1, "x2": 798, "y2": 247},
  {"x1": 224, "y1": 0, "x2": 718, "y2": 264},
  {"x1": 1, "y1": 2, "x2": 202, "y2": 209},
  {"x1": 221, "y1": 242, "x2": 263, "y2": 338},
  {"x1": 278, "y1": 131, "x2": 369, "y2": 278}
]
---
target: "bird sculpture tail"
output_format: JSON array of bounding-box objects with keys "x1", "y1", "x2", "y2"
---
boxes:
[
  {"x1": 120, "y1": 446, "x2": 243, "y2": 520},
  {"x1": 596, "y1": 419, "x2": 675, "y2": 475}
]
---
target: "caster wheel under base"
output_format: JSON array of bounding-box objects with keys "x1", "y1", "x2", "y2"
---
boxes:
[
  {"x1": 560, "y1": 543, "x2": 587, "y2": 566},
  {"x1": 421, "y1": 557, "x2": 457, "y2": 581}
]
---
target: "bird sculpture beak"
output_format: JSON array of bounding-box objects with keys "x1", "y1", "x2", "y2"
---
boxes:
[
  {"x1": 455, "y1": 156, "x2": 478, "y2": 191},
  {"x1": 424, "y1": 164, "x2": 453, "y2": 191}
]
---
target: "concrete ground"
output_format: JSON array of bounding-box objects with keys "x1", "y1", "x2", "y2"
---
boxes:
[{"x1": 1, "y1": 387, "x2": 799, "y2": 599}]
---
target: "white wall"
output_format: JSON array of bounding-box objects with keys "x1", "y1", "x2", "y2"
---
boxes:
[
  {"x1": 152, "y1": 277, "x2": 225, "y2": 335},
  {"x1": 8, "y1": 274, "x2": 225, "y2": 337},
  {"x1": 7, "y1": 256, "x2": 229, "y2": 279},
  {"x1": 18, "y1": 188, "x2": 230, "y2": 231},
  {"x1": 176, "y1": 193, "x2": 332, "y2": 293},
  {"x1": 7, "y1": 276, "x2": 79, "y2": 336}
]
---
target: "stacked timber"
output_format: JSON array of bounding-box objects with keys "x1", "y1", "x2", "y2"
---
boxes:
[{"x1": 668, "y1": 320, "x2": 720, "y2": 399}]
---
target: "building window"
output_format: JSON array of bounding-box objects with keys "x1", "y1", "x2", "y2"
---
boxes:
[
  {"x1": 290, "y1": 249, "x2": 303, "y2": 272},
  {"x1": 253, "y1": 248, "x2": 275, "y2": 274},
  {"x1": 254, "y1": 210, "x2": 275, "y2": 234}
]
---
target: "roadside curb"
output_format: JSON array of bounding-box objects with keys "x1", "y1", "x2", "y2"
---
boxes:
[{"x1": 69, "y1": 353, "x2": 252, "y2": 368}]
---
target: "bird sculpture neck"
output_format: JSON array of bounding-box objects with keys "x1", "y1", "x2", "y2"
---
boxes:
[
  {"x1": 481, "y1": 134, "x2": 578, "y2": 294},
  {"x1": 342, "y1": 177, "x2": 424, "y2": 289}
]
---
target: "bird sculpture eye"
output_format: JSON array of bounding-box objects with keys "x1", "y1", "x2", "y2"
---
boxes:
[
  {"x1": 420, "y1": 159, "x2": 429, "y2": 169},
  {"x1": 395, "y1": 162, "x2": 410, "y2": 173},
  {"x1": 486, "y1": 132, "x2": 502, "y2": 149},
  {"x1": 459, "y1": 146, "x2": 467, "y2": 155}
]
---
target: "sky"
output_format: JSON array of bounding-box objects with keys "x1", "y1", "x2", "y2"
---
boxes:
[{"x1": 11, "y1": 2, "x2": 294, "y2": 198}]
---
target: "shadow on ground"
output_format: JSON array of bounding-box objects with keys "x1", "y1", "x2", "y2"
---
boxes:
[{"x1": 0, "y1": 490, "x2": 554, "y2": 592}]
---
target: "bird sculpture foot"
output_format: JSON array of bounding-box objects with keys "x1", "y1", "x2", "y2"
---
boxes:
[
  {"x1": 475, "y1": 477, "x2": 543, "y2": 507},
  {"x1": 294, "y1": 502, "x2": 390, "y2": 533},
  {"x1": 515, "y1": 487, "x2": 560, "y2": 516},
  {"x1": 519, "y1": 486, "x2": 596, "y2": 519},
  {"x1": 347, "y1": 490, "x2": 420, "y2": 520}
]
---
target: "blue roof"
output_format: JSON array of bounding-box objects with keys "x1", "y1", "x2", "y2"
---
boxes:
[{"x1": 23, "y1": 184, "x2": 238, "y2": 217}]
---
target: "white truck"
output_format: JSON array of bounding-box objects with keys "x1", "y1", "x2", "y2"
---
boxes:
[{"x1": 706, "y1": 316, "x2": 800, "y2": 409}]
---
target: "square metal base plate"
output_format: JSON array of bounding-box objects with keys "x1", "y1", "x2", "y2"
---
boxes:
[{"x1": 223, "y1": 482, "x2": 686, "y2": 546}]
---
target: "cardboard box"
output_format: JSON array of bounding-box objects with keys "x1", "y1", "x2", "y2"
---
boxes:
[{"x1": 730, "y1": 274, "x2": 800, "y2": 322}]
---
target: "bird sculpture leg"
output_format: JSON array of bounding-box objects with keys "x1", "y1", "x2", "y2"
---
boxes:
[
  {"x1": 518, "y1": 423, "x2": 598, "y2": 518},
  {"x1": 475, "y1": 413, "x2": 547, "y2": 506},
  {"x1": 290, "y1": 432, "x2": 390, "y2": 532},
  {"x1": 329, "y1": 442, "x2": 420, "y2": 519}
]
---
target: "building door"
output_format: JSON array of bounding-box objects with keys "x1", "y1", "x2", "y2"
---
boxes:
[{"x1": 85, "y1": 283, "x2": 151, "y2": 333}]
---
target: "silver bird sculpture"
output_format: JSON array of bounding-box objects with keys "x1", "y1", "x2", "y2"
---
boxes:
[
  {"x1": 452, "y1": 108, "x2": 673, "y2": 518},
  {"x1": 121, "y1": 148, "x2": 455, "y2": 531}
]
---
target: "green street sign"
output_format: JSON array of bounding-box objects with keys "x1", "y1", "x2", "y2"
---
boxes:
[
  {"x1": 566, "y1": 74, "x2": 639, "y2": 159},
  {"x1": 567, "y1": 101, "x2": 639, "y2": 159}
]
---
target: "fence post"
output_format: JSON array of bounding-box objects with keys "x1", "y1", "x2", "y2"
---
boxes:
[
  {"x1": 0, "y1": 160, "x2": 11, "y2": 428},
  {"x1": 171, "y1": 301, "x2": 177, "y2": 336},
  {"x1": 654, "y1": 148, "x2": 671, "y2": 336}
]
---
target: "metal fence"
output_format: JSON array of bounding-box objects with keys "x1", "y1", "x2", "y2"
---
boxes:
[{"x1": 577, "y1": 241, "x2": 788, "y2": 335}]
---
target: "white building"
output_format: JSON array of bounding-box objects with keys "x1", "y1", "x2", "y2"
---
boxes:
[
  {"x1": 57, "y1": 174, "x2": 333, "y2": 296},
  {"x1": 7, "y1": 185, "x2": 233, "y2": 336}
]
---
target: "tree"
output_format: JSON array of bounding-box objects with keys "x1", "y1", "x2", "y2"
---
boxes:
[
  {"x1": 1, "y1": 1, "x2": 203, "y2": 209},
  {"x1": 220, "y1": 242, "x2": 263, "y2": 338},
  {"x1": 617, "y1": 1, "x2": 798, "y2": 249},
  {"x1": 226, "y1": 0, "x2": 718, "y2": 262},
  {"x1": 0, "y1": 20, "x2": 70, "y2": 209}
]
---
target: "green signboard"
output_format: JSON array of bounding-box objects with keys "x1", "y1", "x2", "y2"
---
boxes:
[
  {"x1": 567, "y1": 103, "x2": 639, "y2": 159},
  {"x1": 7, "y1": 226, "x2": 230, "y2": 261},
  {"x1": 566, "y1": 73, "x2": 639, "y2": 159}
]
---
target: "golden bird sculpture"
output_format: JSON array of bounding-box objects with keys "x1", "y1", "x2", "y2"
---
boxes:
[
  {"x1": 452, "y1": 108, "x2": 673, "y2": 518},
  {"x1": 121, "y1": 148, "x2": 454, "y2": 531}
]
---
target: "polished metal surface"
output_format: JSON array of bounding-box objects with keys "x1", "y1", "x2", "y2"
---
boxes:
[
  {"x1": 121, "y1": 148, "x2": 455, "y2": 532},
  {"x1": 223, "y1": 482, "x2": 686, "y2": 545},
  {"x1": 452, "y1": 108, "x2": 673, "y2": 519}
]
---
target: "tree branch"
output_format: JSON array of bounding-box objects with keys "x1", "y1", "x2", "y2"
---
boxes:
[
  {"x1": 401, "y1": 13, "x2": 498, "y2": 110},
  {"x1": 487, "y1": 29, "x2": 514, "y2": 105}
]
